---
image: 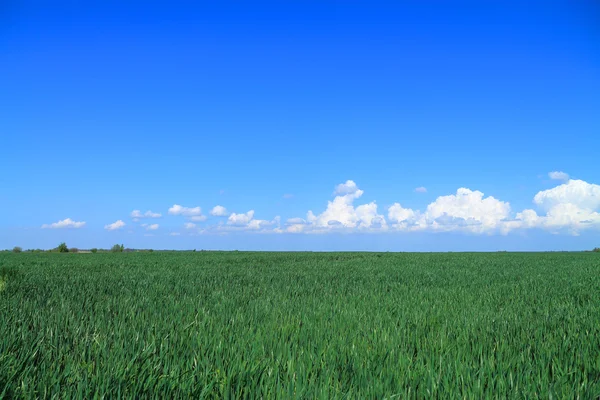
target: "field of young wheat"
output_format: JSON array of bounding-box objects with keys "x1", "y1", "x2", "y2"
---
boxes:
[{"x1": 0, "y1": 252, "x2": 599, "y2": 398}]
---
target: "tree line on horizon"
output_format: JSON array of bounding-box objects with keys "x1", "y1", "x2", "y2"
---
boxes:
[{"x1": 7, "y1": 243, "x2": 144, "y2": 253}]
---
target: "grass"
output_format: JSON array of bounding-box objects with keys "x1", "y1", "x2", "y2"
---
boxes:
[{"x1": 0, "y1": 252, "x2": 599, "y2": 398}]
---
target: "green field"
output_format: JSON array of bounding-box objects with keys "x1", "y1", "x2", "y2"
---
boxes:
[{"x1": 1, "y1": 252, "x2": 599, "y2": 398}]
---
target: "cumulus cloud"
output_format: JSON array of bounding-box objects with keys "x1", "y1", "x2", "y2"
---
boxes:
[
  {"x1": 228, "y1": 210, "x2": 255, "y2": 226},
  {"x1": 419, "y1": 188, "x2": 511, "y2": 233},
  {"x1": 246, "y1": 216, "x2": 280, "y2": 231},
  {"x1": 388, "y1": 203, "x2": 417, "y2": 230},
  {"x1": 515, "y1": 180, "x2": 600, "y2": 234},
  {"x1": 105, "y1": 220, "x2": 126, "y2": 231},
  {"x1": 534, "y1": 179, "x2": 600, "y2": 211},
  {"x1": 131, "y1": 210, "x2": 162, "y2": 219},
  {"x1": 386, "y1": 188, "x2": 512, "y2": 234},
  {"x1": 286, "y1": 181, "x2": 386, "y2": 233},
  {"x1": 286, "y1": 217, "x2": 307, "y2": 225},
  {"x1": 168, "y1": 204, "x2": 202, "y2": 217},
  {"x1": 201, "y1": 210, "x2": 281, "y2": 233},
  {"x1": 41, "y1": 218, "x2": 86, "y2": 229},
  {"x1": 333, "y1": 180, "x2": 362, "y2": 197},
  {"x1": 548, "y1": 171, "x2": 569, "y2": 181},
  {"x1": 209, "y1": 179, "x2": 600, "y2": 235},
  {"x1": 414, "y1": 187, "x2": 427, "y2": 193},
  {"x1": 168, "y1": 204, "x2": 206, "y2": 221},
  {"x1": 58, "y1": 178, "x2": 600, "y2": 237},
  {"x1": 210, "y1": 205, "x2": 228, "y2": 217}
]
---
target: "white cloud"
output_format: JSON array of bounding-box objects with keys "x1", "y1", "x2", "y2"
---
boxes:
[
  {"x1": 131, "y1": 210, "x2": 142, "y2": 218},
  {"x1": 533, "y1": 179, "x2": 600, "y2": 211},
  {"x1": 512, "y1": 179, "x2": 600, "y2": 234},
  {"x1": 388, "y1": 203, "x2": 417, "y2": 230},
  {"x1": 246, "y1": 217, "x2": 280, "y2": 231},
  {"x1": 333, "y1": 180, "x2": 362, "y2": 197},
  {"x1": 131, "y1": 210, "x2": 162, "y2": 219},
  {"x1": 286, "y1": 181, "x2": 538, "y2": 235},
  {"x1": 387, "y1": 189, "x2": 512, "y2": 234},
  {"x1": 200, "y1": 210, "x2": 281, "y2": 233},
  {"x1": 548, "y1": 171, "x2": 569, "y2": 181},
  {"x1": 41, "y1": 218, "x2": 86, "y2": 229},
  {"x1": 228, "y1": 210, "x2": 255, "y2": 226},
  {"x1": 286, "y1": 181, "x2": 386, "y2": 233},
  {"x1": 210, "y1": 205, "x2": 228, "y2": 216},
  {"x1": 168, "y1": 204, "x2": 202, "y2": 217},
  {"x1": 286, "y1": 217, "x2": 307, "y2": 225},
  {"x1": 418, "y1": 188, "x2": 511, "y2": 234},
  {"x1": 105, "y1": 220, "x2": 126, "y2": 231},
  {"x1": 414, "y1": 186, "x2": 427, "y2": 193},
  {"x1": 87, "y1": 178, "x2": 600, "y2": 237},
  {"x1": 169, "y1": 232, "x2": 181, "y2": 236}
]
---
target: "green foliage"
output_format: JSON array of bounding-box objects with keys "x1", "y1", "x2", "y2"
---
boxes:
[
  {"x1": 12, "y1": 246, "x2": 22, "y2": 253},
  {"x1": 69, "y1": 248, "x2": 79, "y2": 253},
  {"x1": 0, "y1": 252, "x2": 599, "y2": 398},
  {"x1": 111, "y1": 244, "x2": 124, "y2": 253},
  {"x1": 593, "y1": 247, "x2": 600, "y2": 252},
  {"x1": 91, "y1": 248, "x2": 98, "y2": 254},
  {"x1": 57, "y1": 242, "x2": 69, "y2": 253}
]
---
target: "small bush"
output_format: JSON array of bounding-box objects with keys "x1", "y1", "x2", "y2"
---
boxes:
[
  {"x1": 69, "y1": 248, "x2": 79, "y2": 253},
  {"x1": 91, "y1": 248, "x2": 98, "y2": 254},
  {"x1": 12, "y1": 246, "x2": 22, "y2": 253}
]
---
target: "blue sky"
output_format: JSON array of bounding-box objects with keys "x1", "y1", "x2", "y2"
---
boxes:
[{"x1": 1, "y1": 1, "x2": 599, "y2": 251}]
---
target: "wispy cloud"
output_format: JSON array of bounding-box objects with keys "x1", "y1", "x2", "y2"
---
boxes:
[
  {"x1": 168, "y1": 204, "x2": 202, "y2": 217},
  {"x1": 131, "y1": 210, "x2": 162, "y2": 218},
  {"x1": 548, "y1": 171, "x2": 569, "y2": 181},
  {"x1": 42, "y1": 218, "x2": 86, "y2": 229},
  {"x1": 145, "y1": 224, "x2": 159, "y2": 231},
  {"x1": 105, "y1": 220, "x2": 126, "y2": 231}
]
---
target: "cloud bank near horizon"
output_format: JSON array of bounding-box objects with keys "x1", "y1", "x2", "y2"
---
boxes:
[{"x1": 43, "y1": 173, "x2": 600, "y2": 237}]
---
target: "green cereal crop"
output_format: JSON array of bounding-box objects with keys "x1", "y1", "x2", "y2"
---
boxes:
[{"x1": 0, "y1": 252, "x2": 599, "y2": 398}]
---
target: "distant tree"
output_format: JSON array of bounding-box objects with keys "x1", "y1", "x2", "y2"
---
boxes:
[
  {"x1": 69, "y1": 248, "x2": 79, "y2": 253},
  {"x1": 594, "y1": 247, "x2": 600, "y2": 253},
  {"x1": 91, "y1": 248, "x2": 98, "y2": 254},
  {"x1": 12, "y1": 246, "x2": 22, "y2": 253},
  {"x1": 57, "y1": 242, "x2": 69, "y2": 253},
  {"x1": 148, "y1": 249, "x2": 154, "y2": 253},
  {"x1": 111, "y1": 244, "x2": 124, "y2": 253}
]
